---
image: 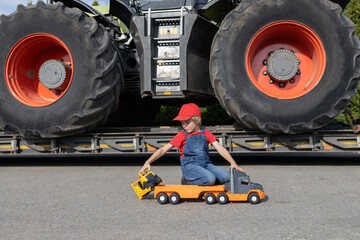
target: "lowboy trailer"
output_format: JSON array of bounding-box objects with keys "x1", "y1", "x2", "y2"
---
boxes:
[{"x1": 0, "y1": 125, "x2": 359, "y2": 157}]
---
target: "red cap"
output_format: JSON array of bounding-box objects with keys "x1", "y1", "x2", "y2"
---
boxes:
[{"x1": 173, "y1": 103, "x2": 201, "y2": 121}]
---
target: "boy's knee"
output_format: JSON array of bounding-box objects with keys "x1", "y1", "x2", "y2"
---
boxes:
[
  {"x1": 220, "y1": 172, "x2": 230, "y2": 184},
  {"x1": 201, "y1": 174, "x2": 216, "y2": 186},
  {"x1": 213, "y1": 172, "x2": 230, "y2": 185}
]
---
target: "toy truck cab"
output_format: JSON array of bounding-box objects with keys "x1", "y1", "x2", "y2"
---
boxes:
[{"x1": 224, "y1": 168, "x2": 265, "y2": 204}]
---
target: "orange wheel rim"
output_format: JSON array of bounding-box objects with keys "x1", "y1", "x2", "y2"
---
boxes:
[
  {"x1": 5, "y1": 33, "x2": 74, "y2": 107},
  {"x1": 246, "y1": 21, "x2": 326, "y2": 99}
]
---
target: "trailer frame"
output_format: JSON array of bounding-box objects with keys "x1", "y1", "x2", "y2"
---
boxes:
[{"x1": 0, "y1": 125, "x2": 359, "y2": 157}]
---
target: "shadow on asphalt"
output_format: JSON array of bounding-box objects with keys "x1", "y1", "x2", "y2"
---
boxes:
[{"x1": 0, "y1": 152, "x2": 359, "y2": 166}]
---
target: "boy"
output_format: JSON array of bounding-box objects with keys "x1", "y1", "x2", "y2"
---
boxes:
[{"x1": 138, "y1": 103, "x2": 245, "y2": 185}]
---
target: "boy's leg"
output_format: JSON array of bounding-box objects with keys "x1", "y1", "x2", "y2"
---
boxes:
[
  {"x1": 205, "y1": 164, "x2": 230, "y2": 184},
  {"x1": 183, "y1": 164, "x2": 216, "y2": 186}
]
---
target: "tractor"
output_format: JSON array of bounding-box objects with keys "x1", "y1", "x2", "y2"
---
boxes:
[{"x1": 0, "y1": 0, "x2": 358, "y2": 138}]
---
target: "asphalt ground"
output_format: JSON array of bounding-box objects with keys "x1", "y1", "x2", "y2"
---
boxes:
[{"x1": 0, "y1": 155, "x2": 359, "y2": 240}]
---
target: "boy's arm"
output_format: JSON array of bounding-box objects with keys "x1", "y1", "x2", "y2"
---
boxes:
[
  {"x1": 212, "y1": 141, "x2": 245, "y2": 172},
  {"x1": 138, "y1": 143, "x2": 174, "y2": 176}
]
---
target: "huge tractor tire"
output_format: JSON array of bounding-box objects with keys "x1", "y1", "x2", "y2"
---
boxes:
[
  {"x1": 210, "y1": 0, "x2": 360, "y2": 134},
  {"x1": 0, "y1": 2, "x2": 123, "y2": 138}
]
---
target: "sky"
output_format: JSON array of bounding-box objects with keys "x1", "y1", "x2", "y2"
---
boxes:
[{"x1": 0, "y1": 0, "x2": 109, "y2": 15}]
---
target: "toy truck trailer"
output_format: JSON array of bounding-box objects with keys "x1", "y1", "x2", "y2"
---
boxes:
[{"x1": 154, "y1": 169, "x2": 265, "y2": 205}]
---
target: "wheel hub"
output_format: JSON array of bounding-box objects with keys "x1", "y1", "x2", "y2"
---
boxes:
[
  {"x1": 38, "y1": 59, "x2": 69, "y2": 90},
  {"x1": 266, "y1": 49, "x2": 300, "y2": 82}
]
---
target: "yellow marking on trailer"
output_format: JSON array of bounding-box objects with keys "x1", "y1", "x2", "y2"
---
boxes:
[
  {"x1": 0, "y1": 145, "x2": 11, "y2": 148},
  {"x1": 232, "y1": 142, "x2": 265, "y2": 147},
  {"x1": 20, "y1": 145, "x2": 51, "y2": 150},
  {"x1": 100, "y1": 144, "x2": 134, "y2": 149},
  {"x1": 78, "y1": 144, "x2": 91, "y2": 147},
  {"x1": 340, "y1": 141, "x2": 357, "y2": 145},
  {"x1": 274, "y1": 142, "x2": 310, "y2": 147},
  {"x1": 164, "y1": 92, "x2": 172, "y2": 95},
  {"x1": 120, "y1": 144, "x2": 134, "y2": 147},
  {"x1": 321, "y1": 141, "x2": 358, "y2": 146},
  {"x1": 233, "y1": 142, "x2": 312, "y2": 148},
  {"x1": 273, "y1": 143, "x2": 285, "y2": 147},
  {"x1": 145, "y1": 143, "x2": 168, "y2": 151}
]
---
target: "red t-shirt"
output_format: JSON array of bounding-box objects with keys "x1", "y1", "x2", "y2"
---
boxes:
[{"x1": 169, "y1": 129, "x2": 218, "y2": 158}]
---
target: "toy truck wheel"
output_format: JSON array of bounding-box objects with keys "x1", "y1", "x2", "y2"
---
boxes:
[
  {"x1": 204, "y1": 193, "x2": 216, "y2": 205},
  {"x1": 217, "y1": 193, "x2": 228, "y2": 205},
  {"x1": 248, "y1": 193, "x2": 261, "y2": 204},
  {"x1": 169, "y1": 193, "x2": 180, "y2": 205},
  {"x1": 156, "y1": 193, "x2": 168, "y2": 204}
]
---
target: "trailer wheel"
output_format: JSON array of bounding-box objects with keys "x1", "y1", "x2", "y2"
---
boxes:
[
  {"x1": 169, "y1": 193, "x2": 180, "y2": 205},
  {"x1": 156, "y1": 193, "x2": 168, "y2": 204},
  {"x1": 210, "y1": 0, "x2": 360, "y2": 134},
  {"x1": 248, "y1": 193, "x2": 260, "y2": 204},
  {"x1": 0, "y1": 1, "x2": 123, "y2": 138},
  {"x1": 217, "y1": 193, "x2": 228, "y2": 205},
  {"x1": 204, "y1": 193, "x2": 216, "y2": 205}
]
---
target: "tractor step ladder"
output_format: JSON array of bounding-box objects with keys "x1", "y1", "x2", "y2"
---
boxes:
[{"x1": 145, "y1": 8, "x2": 187, "y2": 96}]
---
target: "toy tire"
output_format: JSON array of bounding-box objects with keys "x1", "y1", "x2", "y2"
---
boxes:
[
  {"x1": 248, "y1": 193, "x2": 261, "y2": 204},
  {"x1": 169, "y1": 193, "x2": 180, "y2": 205},
  {"x1": 217, "y1": 193, "x2": 228, "y2": 205},
  {"x1": 156, "y1": 193, "x2": 168, "y2": 204},
  {"x1": 204, "y1": 193, "x2": 216, "y2": 205}
]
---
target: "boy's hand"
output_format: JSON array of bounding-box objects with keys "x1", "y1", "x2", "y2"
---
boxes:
[
  {"x1": 231, "y1": 163, "x2": 245, "y2": 173},
  {"x1": 138, "y1": 163, "x2": 151, "y2": 176}
]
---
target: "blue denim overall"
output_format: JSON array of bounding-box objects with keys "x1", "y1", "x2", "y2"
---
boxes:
[{"x1": 180, "y1": 128, "x2": 230, "y2": 186}]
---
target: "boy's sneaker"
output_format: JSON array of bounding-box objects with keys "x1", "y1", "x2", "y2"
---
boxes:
[{"x1": 181, "y1": 176, "x2": 190, "y2": 185}]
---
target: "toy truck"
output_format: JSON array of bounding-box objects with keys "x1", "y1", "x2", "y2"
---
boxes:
[{"x1": 154, "y1": 169, "x2": 265, "y2": 205}]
